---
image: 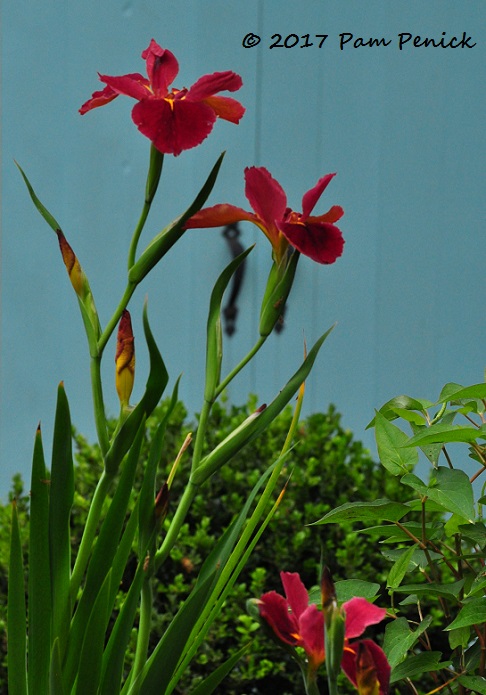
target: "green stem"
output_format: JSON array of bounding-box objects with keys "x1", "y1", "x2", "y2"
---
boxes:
[
  {"x1": 154, "y1": 481, "x2": 198, "y2": 570},
  {"x1": 129, "y1": 577, "x2": 153, "y2": 694},
  {"x1": 127, "y1": 201, "x2": 152, "y2": 272},
  {"x1": 69, "y1": 470, "x2": 114, "y2": 602},
  {"x1": 90, "y1": 356, "x2": 109, "y2": 455},
  {"x1": 215, "y1": 335, "x2": 267, "y2": 398},
  {"x1": 325, "y1": 676, "x2": 338, "y2": 695},
  {"x1": 304, "y1": 671, "x2": 322, "y2": 695},
  {"x1": 97, "y1": 282, "x2": 137, "y2": 354},
  {"x1": 127, "y1": 144, "x2": 164, "y2": 270},
  {"x1": 191, "y1": 399, "x2": 212, "y2": 472}
]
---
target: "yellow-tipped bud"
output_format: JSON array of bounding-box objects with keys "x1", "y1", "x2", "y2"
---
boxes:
[
  {"x1": 56, "y1": 230, "x2": 86, "y2": 297},
  {"x1": 115, "y1": 310, "x2": 135, "y2": 407}
]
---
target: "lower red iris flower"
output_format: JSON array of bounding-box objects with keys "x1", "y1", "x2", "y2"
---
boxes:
[
  {"x1": 80, "y1": 39, "x2": 245, "y2": 156},
  {"x1": 186, "y1": 166, "x2": 344, "y2": 265},
  {"x1": 258, "y1": 572, "x2": 390, "y2": 694}
]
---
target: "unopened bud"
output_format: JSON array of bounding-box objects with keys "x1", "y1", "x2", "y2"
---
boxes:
[
  {"x1": 56, "y1": 230, "x2": 86, "y2": 297},
  {"x1": 259, "y1": 251, "x2": 299, "y2": 337},
  {"x1": 322, "y1": 566, "x2": 345, "y2": 685},
  {"x1": 155, "y1": 482, "x2": 169, "y2": 522},
  {"x1": 115, "y1": 310, "x2": 135, "y2": 407}
]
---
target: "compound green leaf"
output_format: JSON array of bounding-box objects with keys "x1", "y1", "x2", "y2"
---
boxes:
[
  {"x1": 427, "y1": 467, "x2": 475, "y2": 522},
  {"x1": 312, "y1": 499, "x2": 410, "y2": 525},
  {"x1": 446, "y1": 598, "x2": 486, "y2": 630},
  {"x1": 390, "y1": 651, "x2": 445, "y2": 684},
  {"x1": 374, "y1": 411, "x2": 418, "y2": 475},
  {"x1": 383, "y1": 616, "x2": 432, "y2": 669}
]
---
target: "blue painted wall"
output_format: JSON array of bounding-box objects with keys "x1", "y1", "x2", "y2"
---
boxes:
[{"x1": 1, "y1": 1, "x2": 485, "y2": 497}]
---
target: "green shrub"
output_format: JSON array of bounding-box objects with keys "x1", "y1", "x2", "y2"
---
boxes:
[{"x1": 1, "y1": 399, "x2": 405, "y2": 694}]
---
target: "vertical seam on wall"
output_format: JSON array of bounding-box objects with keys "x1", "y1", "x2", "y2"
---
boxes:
[{"x1": 253, "y1": 0, "x2": 264, "y2": 166}]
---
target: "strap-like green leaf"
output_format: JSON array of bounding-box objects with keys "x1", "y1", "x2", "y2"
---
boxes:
[
  {"x1": 28, "y1": 426, "x2": 51, "y2": 695},
  {"x1": 16, "y1": 161, "x2": 62, "y2": 232},
  {"x1": 138, "y1": 378, "x2": 181, "y2": 557},
  {"x1": 100, "y1": 557, "x2": 147, "y2": 695},
  {"x1": 75, "y1": 570, "x2": 112, "y2": 695},
  {"x1": 192, "y1": 325, "x2": 334, "y2": 484},
  {"x1": 204, "y1": 245, "x2": 253, "y2": 400},
  {"x1": 49, "y1": 383, "x2": 74, "y2": 660},
  {"x1": 128, "y1": 152, "x2": 225, "y2": 285},
  {"x1": 63, "y1": 421, "x2": 145, "y2": 692},
  {"x1": 7, "y1": 501, "x2": 28, "y2": 695},
  {"x1": 49, "y1": 638, "x2": 65, "y2": 695},
  {"x1": 129, "y1": 570, "x2": 218, "y2": 694},
  {"x1": 190, "y1": 643, "x2": 253, "y2": 695}
]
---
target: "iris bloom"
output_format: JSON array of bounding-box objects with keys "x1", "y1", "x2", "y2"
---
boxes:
[
  {"x1": 258, "y1": 571, "x2": 325, "y2": 671},
  {"x1": 80, "y1": 39, "x2": 245, "y2": 156},
  {"x1": 258, "y1": 572, "x2": 390, "y2": 694},
  {"x1": 186, "y1": 166, "x2": 344, "y2": 265}
]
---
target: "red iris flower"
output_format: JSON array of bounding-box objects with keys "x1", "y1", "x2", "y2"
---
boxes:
[
  {"x1": 258, "y1": 572, "x2": 325, "y2": 670},
  {"x1": 186, "y1": 166, "x2": 344, "y2": 265},
  {"x1": 258, "y1": 572, "x2": 390, "y2": 694},
  {"x1": 79, "y1": 39, "x2": 245, "y2": 156}
]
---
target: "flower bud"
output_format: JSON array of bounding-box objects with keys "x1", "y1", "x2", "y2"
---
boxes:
[
  {"x1": 115, "y1": 310, "x2": 135, "y2": 407},
  {"x1": 154, "y1": 482, "x2": 170, "y2": 523},
  {"x1": 259, "y1": 251, "x2": 299, "y2": 337},
  {"x1": 56, "y1": 230, "x2": 87, "y2": 297},
  {"x1": 322, "y1": 567, "x2": 345, "y2": 685}
]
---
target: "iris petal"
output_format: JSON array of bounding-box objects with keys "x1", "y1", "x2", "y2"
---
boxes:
[
  {"x1": 343, "y1": 597, "x2": 387, "y2": 640},
  {"x1": 201, "y1": 95, "x2": 246, "y2": 123},
  {"x1": 341, "y1": 639, "x2": 390, "y2": 695},
  {"x1": 187, "y1": 71, "x2": 243, "y2": 100},
  {"x1": 186, "y1": 203, "x2": 258, "y2": 229},
  {"x1": 132, "y1": 98, "x2": 216, "y2": 156},
  {"x1": 299, "y1": 604, "x2": 325, "y2": 666},
  {"x1": 301, "y1": 173, "x2": 336, "y2": 219},
  {"x1": 244, "y1": 167, "x2": 287, "y2": 237},
  {"x1": 258, "y1": 591, "x2": 300, "y2": 646},
  {"x1": 79, "y1": 84, "x2": 119, "y2": 114},
  {"x1": 98, "y1": 73, "x2": 150, "y2": 101},
  {"x1": 278, "y1": 220, "x2": 344, "y2": 264},
  {"x1": 281, "y1": 572, "x2": 311, "y2": 619},
  {"x1": 142, "y1": 40, "x2": 179, "y2": 96}
]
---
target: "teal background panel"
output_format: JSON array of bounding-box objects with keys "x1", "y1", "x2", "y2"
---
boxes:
[{"x1": 1, "y1": 0, "x2": 485, "y2": 497}]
